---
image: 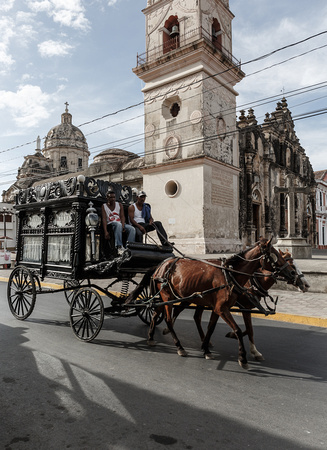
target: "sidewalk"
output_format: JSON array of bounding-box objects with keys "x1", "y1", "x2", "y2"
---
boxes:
[{"x1": 1, "y1": 250, "x2": 327, "y2": 327}]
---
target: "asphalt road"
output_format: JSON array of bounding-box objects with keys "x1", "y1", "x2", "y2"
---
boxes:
[{"x1": 0, "y1": 282, "x2": 326, "y2": 449}]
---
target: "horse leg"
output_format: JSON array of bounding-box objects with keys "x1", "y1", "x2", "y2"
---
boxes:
[
  {"x1": 162, "y1": 304, "x2": 185, "y2": 335},
  {"x1": 219, "y1": 309, "x2": 249, "y2": 370},
  {"x1": 163, "y1": 302, "x2": 188, "y2": 357},
  {"x1": 201, "y1": 311, "x2": 219, "y2": 360},
  {"x1": 147, "y1": 307, "x2": 162, "y2": 347},
  {"x1": 242, "y1": 312, "x2": 264, "y2": 361},
  {"x1": 194, "y1": 306, "x2": 205, "y2": 341}
]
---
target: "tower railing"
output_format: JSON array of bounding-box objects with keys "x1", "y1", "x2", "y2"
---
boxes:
[{"x1": 136, "y1": 26, "x2": 241, "y2": 69}]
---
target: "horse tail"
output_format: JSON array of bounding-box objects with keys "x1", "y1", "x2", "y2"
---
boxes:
[{"x1": 124, "y1": 266, "x2": 157, "y2": 304}]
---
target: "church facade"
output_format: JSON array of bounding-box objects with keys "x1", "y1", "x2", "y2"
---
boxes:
[{"x1": 238, "y1": 100, "x2": 316, "y2": 248}]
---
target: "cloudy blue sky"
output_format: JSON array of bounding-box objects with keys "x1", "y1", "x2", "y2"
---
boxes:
[{"x1": 1, "y1": 0, "x2": 327, "y2": 193}]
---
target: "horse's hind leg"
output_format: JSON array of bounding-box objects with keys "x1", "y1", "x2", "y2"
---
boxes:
[
  {"x1": 242, "y1": 312, "x2": 264, "y2": 361},
  {"x1": 164, "y1": 303, "x2": 188, "y2": 357},
  {"x1": 162, "y1": 304, "x2": 185, "y2": 335},
  {"x1": 147, "y1": 307, "x2": 162, "y2": 346}
]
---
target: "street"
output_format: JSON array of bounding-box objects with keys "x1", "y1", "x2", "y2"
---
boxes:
[{"x1": 0, "y1": 281, "x2": 326, "y2": 449}]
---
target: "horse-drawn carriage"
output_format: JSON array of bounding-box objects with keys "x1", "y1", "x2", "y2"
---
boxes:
[
  {"x1": 7, "y1": 176, "x2": 173, "y2": 341},
  {"x1": 7, "y1": 175, "x2": 309, "y2": 368}
]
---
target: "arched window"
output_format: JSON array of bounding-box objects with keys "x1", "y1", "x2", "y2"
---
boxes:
[
  {"x1": 212, "y1": 19, "x2": 222, "y2": 51},
  {"x1": 163, "y1": 16, "x2": 179, "y2": 54}
]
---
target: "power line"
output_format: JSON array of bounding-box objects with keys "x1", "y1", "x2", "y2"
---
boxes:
[{"x1": 1, "y1": 31, "x2": 326, "y2": 162}]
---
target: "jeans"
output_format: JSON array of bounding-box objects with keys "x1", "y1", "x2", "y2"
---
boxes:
[
  {"x1": 135, "y1": 221, "x2": 168, "y2": 245},
  {"x1": 108, "y1": 222, "x2": 136, "y2": 247}
]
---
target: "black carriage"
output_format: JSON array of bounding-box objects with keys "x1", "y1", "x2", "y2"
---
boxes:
[{"x1": 8, "y1": 176, "x2": 174, "y2": 341}]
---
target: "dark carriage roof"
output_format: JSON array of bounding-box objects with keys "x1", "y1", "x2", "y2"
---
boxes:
[{"x1": 15, "y1": 176, "x2": 133, "y2": 209}]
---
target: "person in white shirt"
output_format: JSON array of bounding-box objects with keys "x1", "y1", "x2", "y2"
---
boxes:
[
  {"x1": 128, "y1": 190, "x2": 170, "y2": 246},
  {"x1": 102, "y1": 190, "x2": 135, "y2": 255}
]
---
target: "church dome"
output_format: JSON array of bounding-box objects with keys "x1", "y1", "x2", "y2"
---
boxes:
[
  {"x1": 93, "y1": 148, "x2": 137, "y2": 163},
  {"x1": 43, "y1": 104, "x2": 88, "y2": 152}
]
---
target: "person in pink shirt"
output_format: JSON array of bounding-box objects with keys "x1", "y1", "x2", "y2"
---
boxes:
[{"x1": 102, "y1": 190, "x2": 135, "y2": 255}]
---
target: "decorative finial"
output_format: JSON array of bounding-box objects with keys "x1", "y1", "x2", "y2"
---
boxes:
[
  {"x1": 65, "y1": 101, "x2": 69, "y2": 113},
  {"x1": 36, "y1": 135, "x2": 41, "y2": 150}
]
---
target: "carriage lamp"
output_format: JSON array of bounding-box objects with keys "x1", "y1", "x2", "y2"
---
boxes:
[{"x1": 85, "y1": 202, "x2": 99, "y2": 261}]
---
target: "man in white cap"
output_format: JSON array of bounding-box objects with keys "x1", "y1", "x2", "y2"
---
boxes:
[{"x1": 128, "y1": 190, "x2": 170, "y2": 246}]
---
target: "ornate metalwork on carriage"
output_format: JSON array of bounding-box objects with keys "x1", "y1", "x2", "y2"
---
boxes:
[
  {"x1": 48, "y1": 210, "x2": 74, "y2": 230},
  {"x1": 16, "y1": 178, "x2": 78, "y2": 205},
  {"x1": 84, "y1": 177, "x2": 133, "y2": 203},
  {"x1": 24, "y1": 214, "x2": 43, "y2": 229},
  {"x1": 165, "y1": 135, "x2": 180, "y2": 160}
]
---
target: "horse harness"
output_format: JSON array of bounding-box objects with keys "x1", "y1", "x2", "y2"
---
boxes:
[{"x1": 150, "y1": 254, "x2": 278, "y2": 313}]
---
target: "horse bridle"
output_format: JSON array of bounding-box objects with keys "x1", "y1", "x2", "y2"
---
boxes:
[{"x1": 260, "y1": 248, "x2": 295, "y2": 282}]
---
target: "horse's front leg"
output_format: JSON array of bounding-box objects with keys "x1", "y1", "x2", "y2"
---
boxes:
[
  {"x1": 242, "y1": 311, "x2": 264, "y2": 361},
  {"x1": 201, "y1": 311, "x2": 219, "y2": 359},
  {"x1": 219, "y1": 308, "x2": 249, "y2": 370}
]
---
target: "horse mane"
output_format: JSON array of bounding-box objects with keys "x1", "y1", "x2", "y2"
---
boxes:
[
  {"x1": 225, "y1": 238, "x2": 269, "y2": 267},
  {"x1": 225, "y1": 245, "x2": 256, "y2": 267}
]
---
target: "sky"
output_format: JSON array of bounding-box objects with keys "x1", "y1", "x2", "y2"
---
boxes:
[{"x1": 0, "y1": 0, "x2": 327, "y2": 194}]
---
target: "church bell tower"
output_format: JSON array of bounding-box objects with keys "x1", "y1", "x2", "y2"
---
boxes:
[{"x1": 133, "y1": 0, "x2": 245, "y2": 253}]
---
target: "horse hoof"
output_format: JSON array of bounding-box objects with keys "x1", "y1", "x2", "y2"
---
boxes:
[
  {"x1": 204, "y1": 353, "x2": 214, "y2": 360},
  {"x1": 225, "y1": 332, "x2": 236, "y2": 339},
  {"x1": 177, "y1": 349, "x2": 188, "y2": 357},
  {"x1": 254, "y1": 354, "x2": 265, "y2": 361},
  {"x1": 238, "y1": 360, "x2": 249, "y2": 370},
  {"x1": 162, "y1": 328, "x2": 170, "y2": 335},
  {"x1": 147, "y1": 340, "x2": 157, "y2": 347}
]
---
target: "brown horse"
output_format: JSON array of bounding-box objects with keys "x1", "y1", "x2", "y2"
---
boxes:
[
  {"x1": 163, "y1": 250, "x2": 309, "y2": 361},
  {"x1": 130, "y1": 238, "x2": 297, "y2": 369}
]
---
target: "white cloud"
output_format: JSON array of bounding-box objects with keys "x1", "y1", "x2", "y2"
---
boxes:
[
  {"x1": 38, "y1": 39, "x2": 74, "y2": 57},
  {"x1": 0, "y1": 85, "x2": 51, "y2": 128},
  {"x1": 108, "y1": 0, "x2": 118, "y2": 5},
  {"x1": 0, "y1": 17, "x2": 15, "y2": 73},
  {"x1": 27, "y1": 0, "x2": 90, "y2": 31},
  {"x1": 0, "y1": 0, "x2": 15, "y2": 12}
]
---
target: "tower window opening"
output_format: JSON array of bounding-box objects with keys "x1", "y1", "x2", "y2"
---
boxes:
[
  {"x1": 170, "y1": 103, "x2": 180, "y2": 118},
  {"x1": 78, "y1": 158, "x2": 83, "y2": 168},
  {"x1": 163, "y1": 16, "x2": 180, "y2": 54},
  {"x1": 212, "y1": 19, "x2": 222, "y2": 51}
]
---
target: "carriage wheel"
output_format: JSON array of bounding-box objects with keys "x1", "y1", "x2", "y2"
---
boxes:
[
  {"x1": 7, "y1": 266, "x2": 37, "y2": 320},
  {"x1": 63, "y1": 279, "x2": 85, "y2": 306},
  {"x1": 136, "y1": 284, "x2": 164, "y2": 325},
  {"x1": 70, "y1": 288, "x2": 104, "y2": 342}
]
